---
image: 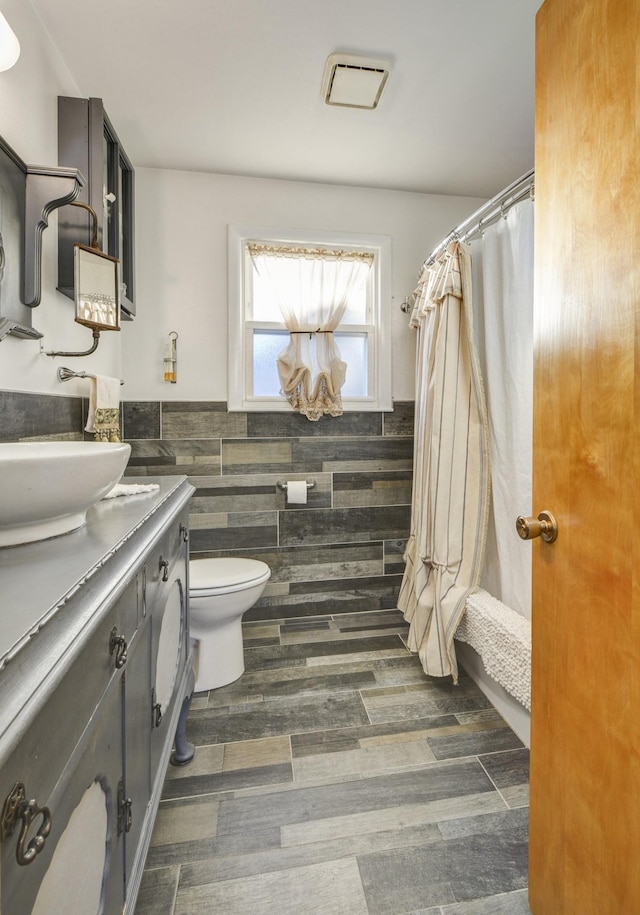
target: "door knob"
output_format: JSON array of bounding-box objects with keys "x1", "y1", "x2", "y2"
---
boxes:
[{"x1": 516, "y1": 510, "x2": 558, "y2": 543}]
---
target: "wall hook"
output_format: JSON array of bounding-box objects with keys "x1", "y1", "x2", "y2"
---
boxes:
[{"x1": 41, "y1": 328, "x2": 101, "y2": 358}]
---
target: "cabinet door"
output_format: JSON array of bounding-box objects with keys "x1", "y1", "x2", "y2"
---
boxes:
[
  {"x1": 150, "y1": 576, "x2": 188, "y2": 777},
  {"x1": 57, "y1": 95, "x2": 136, "y2": 318},
  {"x1": 1, "y1": 681, "x2": 125, "y2": 915},
  {"x1": 122, "y1": 616, "x2": 152, "y2": 885}
]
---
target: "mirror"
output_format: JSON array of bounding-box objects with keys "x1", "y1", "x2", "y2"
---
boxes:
[{"x1": 74, "y1": 244, "x2": 121, "y2": 331}]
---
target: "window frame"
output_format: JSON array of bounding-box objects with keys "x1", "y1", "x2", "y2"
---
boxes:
[{"x1": 228, "y1": 225, "x2": 392, "y2": 413}]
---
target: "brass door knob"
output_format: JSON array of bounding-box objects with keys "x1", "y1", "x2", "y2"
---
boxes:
[{"x1": 516, "y1": 510, "x2": 558, "y2": 543}]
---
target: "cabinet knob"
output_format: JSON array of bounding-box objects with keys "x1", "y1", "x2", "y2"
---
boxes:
[
  {"x1": 1, "y1": 783, "x2": 52, "y2": 867},
  {"x1": 159, "y1": 557, "x2": 169, "y2": 583}
]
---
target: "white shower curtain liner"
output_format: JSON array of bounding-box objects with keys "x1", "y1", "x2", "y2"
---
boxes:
[
  {"x1": 397, "y1": 242, "x2": 491, "y2": 682},
  {"x1": 471, "y1": 198, "x2": 534, "y2": 619}
]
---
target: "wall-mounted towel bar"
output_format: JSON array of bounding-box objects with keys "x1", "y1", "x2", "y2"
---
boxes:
[
  {"x1": 57, "y1": 366, "x2": 124, "y2": 385},
  {"x1": 276, "y1": 479, "x2": 316, "y2": 491}
]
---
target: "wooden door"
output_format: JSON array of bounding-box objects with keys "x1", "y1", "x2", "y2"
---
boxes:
[{"x1": 529, "y1": 0, "x2": 640, "y2": 911}]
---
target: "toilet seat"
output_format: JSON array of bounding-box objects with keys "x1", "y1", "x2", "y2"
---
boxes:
[{"x1": 189, "y1": 557, "x2": 270, "y2": 597}]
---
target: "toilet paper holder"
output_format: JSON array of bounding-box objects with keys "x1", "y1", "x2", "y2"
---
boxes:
[{"x1": 276, "y1": 479, "x2": 316, "y2": 492}]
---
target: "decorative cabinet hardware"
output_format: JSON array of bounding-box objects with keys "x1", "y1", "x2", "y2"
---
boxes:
[
  {"x1": 109, "y1": 626, "x2": 128, "y2": 669},
  {"x1": 0, "y1": 133, "x2": 83, "y2": 342},
  {"x1": 117, "y1": 781, "x2": 132, "y2": 836},
  {"x1": 516, "y1": 510, "x2": 558, "y2": 543},
  {"x1": 1, "y1": 783, "x2": 52, "y2": 866},
  {"x1": 179, "y1": 523, "x2": 189, "y2": 544},
  {"x1": 151, "y1": 689, "x2": 163, "y2": 728},
  {"x1": 159, "y1": 557, "x2": 169, "y2": 582}
]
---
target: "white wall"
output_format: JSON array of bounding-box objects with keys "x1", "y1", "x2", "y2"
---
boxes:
[
  {"x1": 0, "y1": 0, "x2": 484, "y2": 404},
  {"x1": 124, "y1": 167, "x2": 483, "y2": 401},
  {"x1": 0, "y1": 0, "x2": 121, "y2": 400}
]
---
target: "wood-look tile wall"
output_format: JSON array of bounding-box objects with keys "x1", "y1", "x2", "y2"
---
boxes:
[
  {"x1": 0, "y1": 391, "x2": 413, "y2": 622},
  {"x1": 122, "y1": 401, "x2": 414, "y2": 621},
  {"x1": 0, "y1": 391, "x2": 85, "y2": 442}
]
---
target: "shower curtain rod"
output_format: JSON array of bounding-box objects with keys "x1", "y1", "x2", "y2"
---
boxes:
[{"x1": 420, "y1": 168, "x2": 535, "y2": 273}]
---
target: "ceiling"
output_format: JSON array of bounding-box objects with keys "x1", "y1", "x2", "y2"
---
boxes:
[{"x1": 29, "y1": 0, "x2": 542, "y2": 198}]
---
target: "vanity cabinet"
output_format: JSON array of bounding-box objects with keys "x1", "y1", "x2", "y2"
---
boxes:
[
  {"x1": 0, "y1": 477, "x2": 194, "y2": 915},
  {"x1": 57, "y1": 96, "x2": 136, "y2": 318}
]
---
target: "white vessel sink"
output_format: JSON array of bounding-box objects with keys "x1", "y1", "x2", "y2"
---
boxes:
[{"x1": 0, "y1": 441, "x2": 131, "y2": 547}]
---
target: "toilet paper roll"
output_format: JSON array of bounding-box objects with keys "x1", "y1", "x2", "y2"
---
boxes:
[{"x1": 286, "y1": 480, "x2": 307, "y2": 505}]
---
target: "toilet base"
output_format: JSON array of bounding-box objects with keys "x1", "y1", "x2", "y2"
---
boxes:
[{"x1": 192, "y1": 618, "x2": 245, "y2": 692}]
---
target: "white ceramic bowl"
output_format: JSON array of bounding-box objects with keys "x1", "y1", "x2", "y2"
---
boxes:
[{"x1": 0, "y1": 441, "x2": 131, "y2": 547}]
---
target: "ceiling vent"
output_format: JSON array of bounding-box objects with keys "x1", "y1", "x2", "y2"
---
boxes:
[{"x1": 321, "y1": 53, "x2": 391, "y2": 110}]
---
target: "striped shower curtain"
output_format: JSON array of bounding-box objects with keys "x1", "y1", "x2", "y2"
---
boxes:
[{"x1": 397, "y1": 242, "x2": 490, "y2": 682}]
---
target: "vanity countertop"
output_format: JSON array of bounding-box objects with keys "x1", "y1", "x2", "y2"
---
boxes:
[{"x1": 0, "y1": 476, "x2": 192, "y2": 669}]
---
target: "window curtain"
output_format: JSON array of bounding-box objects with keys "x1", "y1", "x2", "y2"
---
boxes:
[
  {"x1": 397, "y1": 242, "x2": 490, "y2": 682},
  {"x1": 248, "y1": 244, "x2": 373, "y2": 421}
]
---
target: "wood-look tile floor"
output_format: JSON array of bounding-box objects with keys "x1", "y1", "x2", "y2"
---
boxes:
[{"x1": 136, "y1": 610, "x2": 531, "y2": 915}]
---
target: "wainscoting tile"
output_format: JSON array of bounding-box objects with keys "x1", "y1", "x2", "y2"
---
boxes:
[
  {"x1": 247, "y1": 411, "x2": 382, "y2": 438},
  {"x1": 126, "y1": 439, "x2": 221, "y2": 479},
  {"x1": 276, "y1": 571, "x2": 402, "y2": 609},
  {"x1": 279, "y1": 617, "x2": 408, "y2": 646},
  {"x1": 383, "y1": 401, "x2": 415, "y2": 436},
  {"x1": 0, "y1": 391, "x2": 83, "y2": 441},
  {"x1": 189, "y1": 511, "x2": 278, "y2": 551},
  {"x1": 162, "y1": 401, "x2": 247, "y2": 439},
  {"x1": 333, "y1": 470, "x2": 412, "y2": 508},
  {"x1": 332, "y1": 609, "x2": 410, "y2": 634},
  {"x1": 222, "y1": 439, "x2": 293, "y2": 474},
  {"x1": 190, "y1": 471, "x2": 332, "y2": 512},
  {"x1": 293, "y1": 436, "x2": 414, "y2": 472},
  {"x1": 239, "y1": 542, "x2": 385, "y2": 585},
  {"x1": 280, "y1": 505, "x2": 411, "y2": 546},
  {"x1": 122, "y1": 401, "x2": 161, "y2": 440},
  {"x1": 384, "y1": 538, "x2": 407, "y2": 574}
]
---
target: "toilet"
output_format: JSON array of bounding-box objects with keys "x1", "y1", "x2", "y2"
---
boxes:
[{"x1": 188, "y1": 557, "x2": 271, "y2": 692}]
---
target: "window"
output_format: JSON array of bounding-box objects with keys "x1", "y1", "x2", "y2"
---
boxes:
[{"x1": 228, "y1": 226, "x2": 392, "y2": 414}]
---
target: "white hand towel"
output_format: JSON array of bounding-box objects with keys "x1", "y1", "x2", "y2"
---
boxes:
[
  {"x1": 102, "y1": 482, "x2": 160, "y2": 499},
  {"x1": 85, "y1": 375, "x2": 121, "y2": 441}
]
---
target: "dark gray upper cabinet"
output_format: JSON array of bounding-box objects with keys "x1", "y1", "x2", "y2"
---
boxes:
[{"x1": 58, "y1": 96, "x2": 136, "y2": 318}]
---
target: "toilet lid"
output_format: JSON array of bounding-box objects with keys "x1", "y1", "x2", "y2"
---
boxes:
[{"x1": 189, "y1": 557, "x2": 270, "y2": 591}]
